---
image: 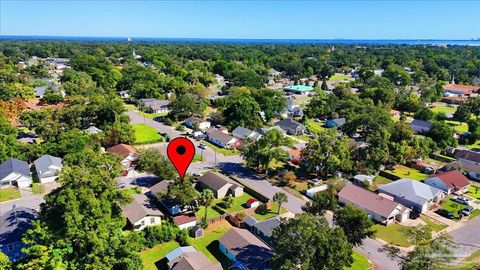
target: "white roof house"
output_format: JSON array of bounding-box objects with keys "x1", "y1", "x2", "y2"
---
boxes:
[{"x1": 34, "y1": 154, "x2": 62, "y2": 184}]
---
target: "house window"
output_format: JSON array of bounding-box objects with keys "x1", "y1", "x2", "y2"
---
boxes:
[
  {"x1": 150, "y1": 217, "x2": 155, "y2": 224},
  {"x1": 141, "y1": 221, "x2": 145, "y2": 226},
  {"x1": 7, "y1": 243, "x2": 14, "y2": 251}
]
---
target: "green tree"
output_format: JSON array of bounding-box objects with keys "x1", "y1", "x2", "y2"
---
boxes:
[
  {"x1": 302, "y1": 191, "x2": 338, "y2": 216},
  {"x1": 18, "y1": 149, "x2": 143, "y2": 270},
  {"x1": 427, "y1": 121, "x2": 457, "y2": 149},
  {"x1": 271, "y1": 213, "x2": 353, "y2": 270},
  {"x1": 273, "y1": 192, "x2": 288, "y2": 214},
  {"x1": 220, "y1": 93, "x2": 263, "y2": 130},
  {"x1": 382, "y1": 235, "x2": 456, "y2": 270},
  {"x1": 199, "y1": 189, "x2": 215, "y2": 221},
  {"x1": 300, "y1": 129, "x2": 351, "y2": 178},
  {"x1": 334, "y1": 205, "x2": 375, "y2": 246},
  {"x1": 137, "y1": 148, "x2": 178, "y2": 181},
  {"x1": 0, "y1": 252, "x2": 11, "y2": 270},
  {"x1": 251, "y1": 88, "x2": 287, "y2": 121},
  {"x1": 168, "y1": 93, "x2": 206, "y2": 120},
  {"x1": 414, "y1": 107, "x2": 435, "y2": 121}
]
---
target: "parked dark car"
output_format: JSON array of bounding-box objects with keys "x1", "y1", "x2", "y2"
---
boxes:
[
  {"x1": 459, "y1": 205, "x2": 474, "y2": 216},
  {"x1": 436, "y1": 209, "x2": 455, "y2": 219}
]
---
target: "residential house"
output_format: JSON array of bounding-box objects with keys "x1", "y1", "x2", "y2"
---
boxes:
[
  {"x1": 197, "y1": 171, "x2": 243, "y2": 199},
  {"x1": 251, "y1": 217, "x2": 282, "y2": 244},
  {"x1": 85, "y1": 126, "x2": 103, "y2": 134},
  {"x1": 269, "y1": 68, "x2": 281, "y2": 77},
  {"x1": 119, "y1": 90, "x2": 130, "y2": 99},
  {"x1": 0, "y1": 158, "x2": 32, "y2": 188},
  {"x1": 219, "y1": 227, "x2": 274, "y2": 270},
  {"x1": 353, "y1": 174, "x2": 374, "y2": 186},
  {"x1": 411, "y1": 119, "x2": 432, "y2": 134},
  {"x1": 121, "y1": 193, "x2": 164, "y2": 230},
  {"x1": 205, "y1": 129, "x2": 240, "y2": 149},
  {"x1": 33, "y1": 154, "x2": 62, "y2": 184},
  {"x1": 338, "y1": 184, "x2": 410, "y2": 225},
  {"x1": 160, "y1": 199, "x2": 184, "y2": 216},
  {"x1": 287, "y1": 99, "x2": 300, "y2": 112},
  {"x1": 282, "y1": 146, "x2": 301, "y2": 164},
  {"x1": 390, "y1": 109, "x2": 401, "y2": 118},
  {"x1": 275, "y1": 118, "x2": 306, "y2": 135},
  {"x1": 443, "y1": 84, "x2": 480, "y2": 97},
  {"x1": 184, "y1": 116, "x2": 211, "y2": 131},
  {"x1": 106, "y1": 144, "x2": 138, "y2": 168},
  {"x1": 34, "y1": 86, "x2": 47, "y2": 98},
  {"x1": 232, "y1": 126, "x2": 261, "y2": 141},
  {"x1": 0, "y1": 207, "x2": 38, "y2": 262},
  {"x1": 326, "y1": 118, "x2": 346, "y2": 128},
  {"x1": 257, "y1": 126, "x2": 284, "y2": 136},
  {"x1": 172, "y1": 215, "x2": 197, "y2": 230},
  {"x1": 291, "y1": 107, "x2": 303, "y2": 117},
  {"x1": 148, "y1": 180, "x2": 173, "y2": 199},
  {"x1": 378, "y1": 179, "x2": 444, "y2": 213},
  {"x1": 166, "y1": 246, "x2": 222, "y2": 270},
  {"x1": 246, "y1": 198, "x2": 259, "y2": 208},
  {"x1": 139, "y1": 98, "x2": 170, "y2": 114},
  {"x1": 424, "y1": 170, "x2": 470, "y2": 195},
  {"x1": 454, "y1": 149, "x2": 480, "y2": 180},
  {"x1": 215, "y1": 74, "x2": 225, "y2": 86}
]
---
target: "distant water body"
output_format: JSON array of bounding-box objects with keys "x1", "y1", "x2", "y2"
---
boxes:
[{"x1": 1, "y1": 35, "x2": 479, "y2": 46}]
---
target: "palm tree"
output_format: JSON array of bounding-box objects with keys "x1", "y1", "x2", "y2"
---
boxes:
[
  {"x1": 273, "y1": 192, "x2": 288, "y2": 214},
  {"x1": 199, "y1": 189, "x2": 214, "y2": 222}
]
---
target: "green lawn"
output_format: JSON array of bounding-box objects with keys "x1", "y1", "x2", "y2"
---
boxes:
[
  {"x1": 295, "y1": 96, "x2": 313, "y2": 104},
  {"x1": 345, "y1": 251, "x2": 372, "y2": 270},
  {"x1": 291, "y1": 134, "x2": 311, "y2": 142},
  {"x1": 192, "y1": 153, "x2": 203, "y2": 163},
  {"x1": 372, "y1": 224, "x2": 413, "y2": 247},
  {"x1": 124, "y1": 187, "x2": 141, "y2": 196},
  {"x1": 0, "y1": 188, "x2": 21, "y2": 202},
  {"x1": 140, "y1": 241, "x2": 180, "y2": 270},
  {"x1": 195, "y1": 193, "x2": 255, "y2": 220},
  {"x1": 444, "y1": 120, "x2": 469, "y2": 133},
  {"x1": 306, "y1": 118, "x2": 325, "y2": 134},
  {"x1": 465, "y1": 140, "x2": 480, "y2": 150},
  {"x1": 188, "y1": 222, "x2": 232, "y2": 265},
  {"x1": 442, "y1": 195, "x2": 465, "y2": 219},
  {"x1": 252, "y1": 202, "x2": 287, "y2": 221},
  {"x1": 469, "y1": 209, "x2": 480, "y2": 220},
  {"x1": 330, "y1": 73, "x2": 350, "y2": 81},
  {"x1": 386, "y1": 165, "x2": 428, "y2": 181},
  {"x1": 202, "y1": 141, "x2": 240, "y2": 156},
  {"x1": 431, "y1": 106, "x2": 456, "y2": 115},
  {"x1": 420, "y1": 216, "x2": 448, "y2": 232},
  {"x1": 466, "y1": 186, "x2": 480, "y2": 200},
  {"x1": 132, "y1": 124, "x2": 163, "y2": 145},
  {"x1": 368, "y1": 176, "x2": 393, "y2": 191},
  {"x1": 31, "y1": 183, "x2": 45, "y2": 194}
]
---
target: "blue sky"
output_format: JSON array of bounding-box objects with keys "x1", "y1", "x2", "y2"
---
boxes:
[{"x1": 1, "y1": 1, "x2": 479, "y2": 39}]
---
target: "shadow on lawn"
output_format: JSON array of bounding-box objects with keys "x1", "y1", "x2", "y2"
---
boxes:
[
  {"x1": 154, "y1": 257, "x2": 169, "y2": 270},
  {"x1": 207, "y1": 240, "x2": 232, "y2": 269}
]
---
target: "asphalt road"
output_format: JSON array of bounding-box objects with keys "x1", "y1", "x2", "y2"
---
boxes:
[{"x1": 450, "y1": 215, "x2": 480, "y2": 262}]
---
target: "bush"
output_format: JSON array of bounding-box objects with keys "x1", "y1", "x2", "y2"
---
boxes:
[
  {"x1": 237, "y1": 212, "x2": 247, "y2": 221},
  {"x1": 142, "y1": 222, "x2": 179, "y2": 248},
  {"x1": 164, "y1": 117, "x2": 173, "y2": 126},
  {"x1": 176, "y1": 229, "x2": 190, "y2": 246},
  {"x1": 175, "y1": 125, "x2": 185, "y2": 132}
]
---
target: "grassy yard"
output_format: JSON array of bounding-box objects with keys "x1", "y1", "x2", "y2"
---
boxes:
[
  {"x1": 202, "y1": 141, "x2": 240, "y2": 156},
  {"x1": 31, "y1": 183, "x2": 45, "y2": 194},
  {"x1": 466, "y1": 186, "x2": 480, "y2": 200},
  {"x1": 291, "y1": 134, "x2": 311, "y2": 142},
  {"x1": 140, "y1": 241, "x2": 180, "y2": 270},
  {"x1": 345, "y1": 251, "x2": 372, "y2": 270},
  {"x1": 192, "y1": 153, "x2": 203, "y2": 163},
  {"x1": 306, "y1": 118, "x2": 325, "y2": 134},
  {"x1": 420, "y1": 216, "x2": 448, "y2": 232},
  {"x1": 368, "y1": 176, "x2": 393, "y2": 191},
  {"x1": 295, "y1": 96, "x2": 313, "y2": 104},
  {"x1": 444, "y1": 120, "x2": 469, "y2": 133},
  {"x1": 132, "y1": 124, "x2": 163, "y2": 145},
  {"x1": 386, "y1": 165, "x2": 428, "y2": 181},
  {"x1": 195, "y1": 193, "x2": 255, "y2": 220},
  {"x1": 253, "y1": 202, "x2": 287, "y2": 221},
  {"x1": 431, "y1": 106, "x2": 456, "y2": 115},
  {"x1": 372, "y1": 224, "x2": 413, "y2": 247},
  {"x1": 441, "y1": 195, "x2": 467, "y2": 219},
  {"x1": 188, "y1": 220, "x2": 232, "y2": 265},
  {"x1": 0, "y1": 187, "x2": 21, "y2": 202},
  {"x1": 124, "y1": 187, "x2": 141, "y2": 196},
  {"x1": 330, "y1": 73, "x2": 350, "y2": 81}
]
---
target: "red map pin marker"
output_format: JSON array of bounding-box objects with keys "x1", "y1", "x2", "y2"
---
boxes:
[{"x1": 167, "y1": 137, "x2": 195, "y2": 180}]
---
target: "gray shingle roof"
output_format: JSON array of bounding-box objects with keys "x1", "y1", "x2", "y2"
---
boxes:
[
  {"x1": 120, "y1": 194, "x2": 164, "y2": 224},
  {"x1": 198, "y1": 171, "x2": 233, "y2": 191},
  {"x1": 275, "y1": 118, "x2": 305, "y2": 131},
  {"x1": 378, "y1": 179, "x2": 443, "y2": 206},
  {"x1": 0, "y1": 158, "x2": 30, "y2": 180},
  {"x1": 0, "y1": 207, "x2": 37, "y2": 244},
  {"x1": 34, "y1": 86, "x2": 47, "y2": 97},
  {"x1": 411, "y1": 119, "x2": 432, "y2": 133},
  {"x1": 232, "y1": 126, "x2": 255, "y2": 139},
  {"x1": 206, "y1": 129, "x2": 236, "y2": 145},
  {"x1": 252, "y1": 217, "x2": 282, "y2": 238},
  {"x1": 34, "y1": 154, "x2": 62, "y2": 179}
]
